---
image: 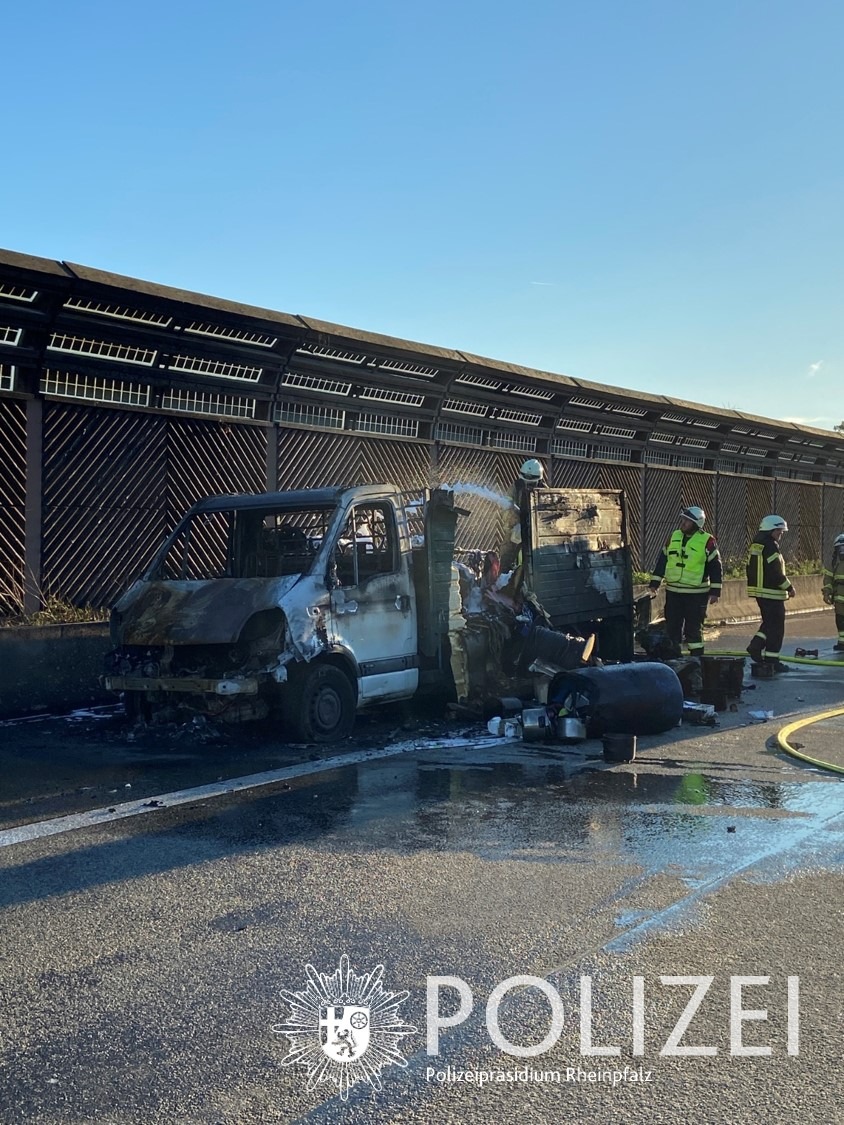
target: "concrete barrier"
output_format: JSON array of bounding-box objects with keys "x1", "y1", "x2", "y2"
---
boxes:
[
  {"x1": 635, "y1": 574, "x2": 826, "y2": 625},
  {"x1": 0, "y1": 621, "x2": 112, "y2": 719}
]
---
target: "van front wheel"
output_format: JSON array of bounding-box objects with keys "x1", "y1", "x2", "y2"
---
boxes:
[{"x1": 285, "y1": 663, "x2": 356, "y2": 743}]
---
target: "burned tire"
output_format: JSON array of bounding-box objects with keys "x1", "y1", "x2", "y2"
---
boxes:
[{"x1": 285, "y1": 663, "x2": 356, "y2": 743}]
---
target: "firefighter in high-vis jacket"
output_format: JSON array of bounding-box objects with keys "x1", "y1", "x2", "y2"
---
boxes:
[
  {"x1": 648, "y1": 505, "x2": 723, "y2": 658},
  {"x1": 746, "y1": 514, "x2": 795, "y2": 671},
  {"x1": 822, "y1": 532, "x2": 844, "y2": 651}
]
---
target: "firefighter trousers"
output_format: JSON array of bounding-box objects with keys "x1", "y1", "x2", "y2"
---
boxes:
[
  {"x1": 752, "y1": 598, "x2": 786, "y2": 659},
  {"x1": 664, "y1": 590, "x2": 709, "y2": 655}
]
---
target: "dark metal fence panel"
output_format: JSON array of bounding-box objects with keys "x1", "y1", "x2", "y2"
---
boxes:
[
  {"x1": 42, "y1": 403, "x2": 169, "y2": 605},
  {"x1": 166, "y1": 417, "x2": 267, "y2": 527},
  {"x1": 434, "y1": 445, "x2": 518, "y2": 551},
  {"x1": 41, "y1": 407, "x2": 267, "y2": 606},
  {"x1": 277, "y1": 429, "x2": 362, "y2": 489},
  {"x1": 771, "y1": 480, "x2": 803, "y2": 562},
  {"x1": 551, "y1": 458, "x2": 595, "y2": 489},
  {"x1": 681, "y1": 471, "x2": 717, "y2": 526},
  {"x1": 599, "y1": 463, "x2": 644, "y2": 571},
  {"x1": 0, "y1": 399, "x2": 26, "y2": 612},
  {"x1": 642, "y1": 467, "x2": 683, "y2": 575},
  {"x1": 713, "y1": 474, "x2": 749, "y2": 569},
  {"x1": 17, "y1": 395, "x2": 844, "y2": 611},
  {"x1": 361, "y1": 437, "x2": 432, "y2": 491},
  {"x1": 745, "y1": 477, "x2": 775, "y2": 546},
  {"x1": 797, "y1": 483, "x2": 822, "y2": 562},
  {"x1": 822, "y1": 484, "x2": 844, "y2": 557}
]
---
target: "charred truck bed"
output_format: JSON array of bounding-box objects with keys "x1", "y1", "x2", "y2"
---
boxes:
[{"x1": 526, "y1": 488, "x2": 634, "y2": 662}]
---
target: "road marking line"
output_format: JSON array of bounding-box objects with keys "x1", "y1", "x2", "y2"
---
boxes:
[{"x1": 0, "y1": 738, "x2": 506, "y2": 850}]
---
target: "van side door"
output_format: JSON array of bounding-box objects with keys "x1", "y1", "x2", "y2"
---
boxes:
[{"x1": 328, "y1": 499, "x2": 418, "y2": 702}]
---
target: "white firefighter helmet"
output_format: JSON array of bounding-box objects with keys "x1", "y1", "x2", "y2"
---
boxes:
[
  {"x1": 759, "y1": 514, "x2": 788, "y2": 533},
  {"x1": 519, "y1": 458, "x2": 545, "y2": 482},
  {"x1": 679, "y1": 505, "x2": 706, "y2": 529}
]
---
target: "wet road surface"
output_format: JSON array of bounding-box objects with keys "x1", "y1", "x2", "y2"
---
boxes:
[{"x1": 0, "y1": 611, "x2": 842, "y2": 1122}]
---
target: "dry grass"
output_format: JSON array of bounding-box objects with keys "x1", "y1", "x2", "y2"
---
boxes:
[{"x1": 0, "y1": 570, "x2": 108, "y2": 629}]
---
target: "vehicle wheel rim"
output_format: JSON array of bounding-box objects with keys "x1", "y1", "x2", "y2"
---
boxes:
[{"x1": 314, "y1": 688, "x2": 341, "y2": 733}]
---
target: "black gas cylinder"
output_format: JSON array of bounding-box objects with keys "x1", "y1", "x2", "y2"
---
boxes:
[{"x1": 548, "y1": 661, "x2": 683, "y2": 736}]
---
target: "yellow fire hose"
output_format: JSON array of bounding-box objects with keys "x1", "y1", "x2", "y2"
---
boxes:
[
  {"x1": 773, "y1": 708, "x2": 844, "y2": 776},
  {"x1": 708, "y1": 648, "x2": 844, "y2": 667},
  {"x1": 705, "y1": 649, "x2": 844, "y2": 775}
]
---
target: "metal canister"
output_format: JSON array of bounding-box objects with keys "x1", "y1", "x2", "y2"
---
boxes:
[
  {"x1": 521, "y1": 707, "x2": 550, "y2": 741},
  {"x1": 556, "y1": 716, "x2": 586, "y2": 743}
]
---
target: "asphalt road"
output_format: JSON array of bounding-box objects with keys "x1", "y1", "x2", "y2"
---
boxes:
[{"x1": 0, "y1": 611, "x2": 842, "y2": 1123}]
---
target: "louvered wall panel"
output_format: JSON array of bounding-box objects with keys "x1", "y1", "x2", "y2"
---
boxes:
[
  {"x1": 642, "y1": 468, "x2": 683, "y2": 574},
  {"x1": 772, "y1": 480, "x2": 804, "y2": 566},
  {"x1": 435, "y1": 446, "x2": 519, "y2": 551},
  {"x1": 163, "y1": 419, "x2": 267, "y2": 585},
  {"x1": 277, "y1": 430, "x2": 362, "y2": 490},
  {"x1": 0, "y1": 399, "x2": 26, "y2": 612},
  {"x1": 42, "y1": 404, "x2": 168, "y2": 605},
  {"x1": 551, "y1": 458, "x2": 595, "y2": 488},
  {"x1": 745, "y1": 478, "x2": 775, "y2": 546},
  {"x1": 166, "y1": 418, "x2": 267, "y2": 517},
  {"x1": 361, "y1": 438, "x2": 432, "y2": 490},
  {"x1": 599, "y1": 464, "x2": 644, "y2": 570},
  {"x1": 796, "y1": 483, "x2": 822, "y2": 561},
  {"x1": 681, "y1": 471, "x2": 717, "y2": 524},
  {"x1": 822, "y1": 485, "x2": 844, "y2": 554},
  {"x1": 713, "y1": 474, "x2": 749, "y2": 569}
]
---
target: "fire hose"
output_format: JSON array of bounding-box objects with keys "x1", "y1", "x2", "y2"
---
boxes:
[
  {"x1": 709, "y1": 649, "x2": 844, "y2": 668},
  {"x1": 774, "y1": 707, "x2": 844, "y2": 777},
  {"x1": 706, "y1": 649, "x2": 844, "y2": 775}
]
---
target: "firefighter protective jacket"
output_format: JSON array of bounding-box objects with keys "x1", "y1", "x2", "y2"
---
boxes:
[
  {"x1": 746, "y1": 532, "x2": 794, "y2": 600},
  {"x1": 822, "y1": 549, "x2": 844, "y2": 605},
  {"x1": 650, "y1": 529, "x2": 723, "y2": 595}
]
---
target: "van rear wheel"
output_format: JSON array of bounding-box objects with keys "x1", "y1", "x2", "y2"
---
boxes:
[
  {"x1": 123, "y1": 690, "x2": 151, "y2": 723},
  {"x1": 286, "y1": 663, "x2": 355, "y2": 743}
]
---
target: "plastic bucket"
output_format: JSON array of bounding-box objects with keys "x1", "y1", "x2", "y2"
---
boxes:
[
  {"x1": 602, "y1": 733, "x2": 637, "y2": 762},
  {"x1": 700, "y1": 656, "x2": 745, "y2": 697}
]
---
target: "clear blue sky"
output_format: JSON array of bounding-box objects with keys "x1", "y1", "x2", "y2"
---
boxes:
[{"x1": 4, "y1": 1, "x2": 842, "y2": 430}]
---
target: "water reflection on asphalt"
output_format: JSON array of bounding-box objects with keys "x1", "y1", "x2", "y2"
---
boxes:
[{"x1": 163, "y1": 740, "x2": 844, "y2": 901}]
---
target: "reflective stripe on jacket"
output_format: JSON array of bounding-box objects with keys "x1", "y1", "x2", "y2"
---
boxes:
[
  {"x1": 746, "y1": 533, "x2": 793, "y2": 600},
  {"x1": 652, "y1": 529, "x2": 722, "y2": 595}
]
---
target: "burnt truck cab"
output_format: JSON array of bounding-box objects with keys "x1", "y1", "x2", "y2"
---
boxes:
[{"x1": 104, "y1": 484, "x2": 456, "y2": 742}]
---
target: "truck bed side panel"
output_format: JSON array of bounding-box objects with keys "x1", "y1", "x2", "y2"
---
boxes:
[{"x1": 527, "y1": 488, "x2": 634, "y2": 632}]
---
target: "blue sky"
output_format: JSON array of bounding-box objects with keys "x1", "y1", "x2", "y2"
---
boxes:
[{"x1": 4, "y1": 1, "x2": 842, "y2": 430}]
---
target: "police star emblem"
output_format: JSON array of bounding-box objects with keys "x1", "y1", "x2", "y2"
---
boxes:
[{"x1": 273, "y1": 954, "x2": 416, "y2": 1100}]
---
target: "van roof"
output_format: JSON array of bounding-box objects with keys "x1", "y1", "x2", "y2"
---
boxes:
[{"x1": 189, "y1": 484, "x2": 399, "y2": 514}]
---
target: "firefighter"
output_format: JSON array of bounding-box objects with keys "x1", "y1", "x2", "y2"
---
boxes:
[
  {"x1": 513, "y1": 458, "x2": 544, "y2": 511},
  {"x1": 648, "y1": 506, "x2": 722, "y2": 658},
  {"x1": 746, "y1": 515, "x2": 795, "y2": 671},
  {"x1": 502, "y1": 459, "x2": 545, "y2": 572},
  {"x1": 822, "y1": 532, "x2": 844, "y2": 651}
]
